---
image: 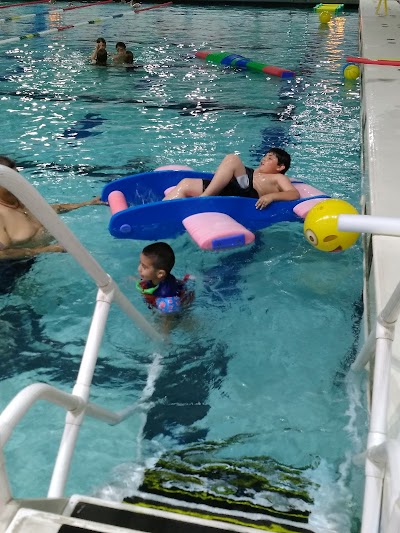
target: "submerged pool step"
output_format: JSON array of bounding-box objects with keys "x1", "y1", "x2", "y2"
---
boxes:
[
  {"x1": 5, "y1": 493, "x2": 320, "y2": 532},
  {"x1": 67, "y1": 494, "x2": 269, "y2": 532},
  {"x1": 4, "y1": 506, "x2": 141, "y2": 533},
  {"x1": 66, "y1": 494, "x2": 319, "y2": 533}
]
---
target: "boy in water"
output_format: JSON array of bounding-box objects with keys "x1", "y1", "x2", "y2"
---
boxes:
[
  {"x1": 90, "y1": 37, "x2": 106, "y2": 63},
  {"x1": 123, "y1": 50, "x2": 134, "y2": 66},
  {"x1": 113, "y1": 41, "x2": 127, "y2": 64},
  {"x1": 136, "y1": 242, "x2": 193, "y2": 314},
  {"x1": 163, "y1": 147, "x2": 299, "y2": 210},
  {"x1": 95, "y1": 48, "x2": 108, "y2": 66}
]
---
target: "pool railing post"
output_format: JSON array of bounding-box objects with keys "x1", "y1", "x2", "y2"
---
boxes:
[
  {"x1": 0, "y1": 447, "x2": 12, "y2": 509},
  {"x1": 48, "y1": 286, "x2": 114, "y2": 497}
]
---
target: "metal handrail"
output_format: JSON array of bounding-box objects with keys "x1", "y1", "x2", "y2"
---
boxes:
[
  {"x1": 0, "y1": 165, "x2": 165, "y2": 502},
  {"x1": 338, "y1": 214, "x2": 400, "y2": 533},
  {"x1": 0, "y1": 381, "x2": 148, "y2": 503}
]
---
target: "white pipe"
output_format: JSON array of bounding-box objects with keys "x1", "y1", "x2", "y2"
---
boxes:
[
  {"x1": 352, "y1": 326, "x2": 376, "y2": 370},
  {"x1": 74, "y1": 290, "x2": 114, "y2": 400},
  {"x1": 112, "y1": 285, "x2": 164, "y2": 343},
  {"x1": 0, "y1": 383, "x2": 83, "y2": 447},
  {"x1": 0, "y1": 449, "x2": 12, "y2": 507},
  {"x1": 339, "y1": 215, "x2": 400, "y2": 324},
  {"x1": 387, "y1": 500, "x2": 400, "y2": 533},
  {"x1": 379, "y1": 289, "x2": 400, "y2": 329},
  {"x1": 386, "y1": 440, "x2": 400, "y2": 523},
  {"x1": 48, "y1": 290, "x2": 113, "y2": 497},
  {"x1": 85, "y1": 400, "x2": 146, "y2": 425},
  {"x1": 339, "y1": 214, "x2": 400, "y2": 237},
  {"x1": 361, "y1": 322, "x2": 394, "y2": 533}
]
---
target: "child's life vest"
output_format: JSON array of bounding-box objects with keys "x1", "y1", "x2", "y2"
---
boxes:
[{"x1": 136, "y1": 273, "x2": 194, "y2": 313}]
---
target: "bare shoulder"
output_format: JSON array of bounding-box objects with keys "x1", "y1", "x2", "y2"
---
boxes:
[{"x1": 275, "y1": 173, "x2": 298, "y2": 190}]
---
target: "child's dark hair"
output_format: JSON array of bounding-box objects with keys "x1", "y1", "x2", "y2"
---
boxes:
[
  {"x1": 116, "y1": 41, "x2": 126, "y2": 50},
  {"x1": 142, "y1": 242, "x2": 175, "y2": 274},
  {"x1": 269, "y1": 147, "x2": 291, "y2": 173},
  {"x1": 0, "y1": 155, "x2": 17, "y2": 169},
  {"x1": 123, "y1": 51, "x2": 134, "y2": 64},
  {"x1": 96, "y1": 49, "x2": 108, "y2": 66},
  {"x1": 96, "y1": 37, "x2": 106, "y2": 45}
]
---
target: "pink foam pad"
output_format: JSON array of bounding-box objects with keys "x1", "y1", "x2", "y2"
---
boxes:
[
  {"x1": 183, "y1": 212, "x2": 255, "y2": 250},
  {"x1": 108, "y1": 190, "x2": 128, "y2": 215},
  {"x1": 293, "y1": 198, "x2": 327, "y2": 219},
  {"x1": 292, "y1": 182, "x2": 326, "y2": 199},
  {"x1": 154, "y1": 164, "x2": 194, "y2": 171}
]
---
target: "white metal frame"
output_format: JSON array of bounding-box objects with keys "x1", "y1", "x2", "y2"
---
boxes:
[
  {"x1": 339, "y1": 214, "x2": 400, "y2": 533},
  {"x1": 0, "y1": 165, "x2": 164, "y2": 505}
]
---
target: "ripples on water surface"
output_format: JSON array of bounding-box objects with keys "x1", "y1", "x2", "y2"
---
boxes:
[{"x1": 0, "y1": 3, "x2": 365, "y2": 531}]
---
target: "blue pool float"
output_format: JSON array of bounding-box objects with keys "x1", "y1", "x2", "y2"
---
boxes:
[{"x1": 101, "y1": 167, "x2": 330, "y2": 250}]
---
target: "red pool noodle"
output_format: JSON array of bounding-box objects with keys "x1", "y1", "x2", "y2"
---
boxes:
[
  {"x1": 108, "y1": 190, "x2": 128, "y2": 215},
  {"x1": 195, "y1": 51, "x2": 211, "y2": 60},
  {"x1": 134, "y1": 2, "x2": 173, "y2": 13},
  {"x1": 62, "y1": 0, "x2": 113, "y2": 11},
  {"x1": 0, "y1": 0, "x2": 48, "y2": 8},
  {"x1": 262, "y1": 65, "x2": 294, "y2": 78},
  {"x1": 346, "y1": 56, "x2": 400, "y2": 66}
]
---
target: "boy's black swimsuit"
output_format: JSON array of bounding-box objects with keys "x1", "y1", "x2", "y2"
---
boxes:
[{"x1": 202, "y1": 166, "x2": 259, "y2": 199}]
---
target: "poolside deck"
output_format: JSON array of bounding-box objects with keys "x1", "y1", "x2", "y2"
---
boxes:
[
  {"x1": 359, "y1": 0, "x2": 400, "y2": 526},
  {"x1": 359, "y1": 0, "x2": 400, "y2": 429}
]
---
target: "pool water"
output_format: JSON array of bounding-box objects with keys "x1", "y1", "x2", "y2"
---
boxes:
[{"x1": 0, "y1": 3, "x2": 366, "y2": 531}]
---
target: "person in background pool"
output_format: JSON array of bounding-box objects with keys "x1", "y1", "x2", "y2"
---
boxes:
[
  {"x1": 90, "y1": 37, "x2": 107, "y2": 63},
  {"x1": 95, "y1": 48, "x2": 108, "y2": 67},
  {"x1": 122, "y1": 50, "x2": 141, "y2": 69},
  {"x1": 0, "y1": 155, "x2": 104, "y2": 260},
  {"x1": 113, "y1": 41, "x2": 128, "y2": 65},
  {"x1": 163, "y1": 147, "x2": 299, "y2": 210}
]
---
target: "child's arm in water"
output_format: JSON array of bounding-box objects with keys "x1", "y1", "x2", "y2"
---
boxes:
[
  {"x1": 0, "y1": 244, "x2": 66, "y2": 260},
  {"x1": 51, "y1": 196, "x2": 105, "y2": 214}
]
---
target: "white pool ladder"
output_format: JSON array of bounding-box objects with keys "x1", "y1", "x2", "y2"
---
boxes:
[
  {"x1": 0, "y1": 164, "x2": 164, "y2": 517},
  {"x1": 339, "y1": 214, "x2": 400, "y2": 533}
]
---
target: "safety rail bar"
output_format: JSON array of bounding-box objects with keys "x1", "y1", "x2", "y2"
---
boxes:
[
  {"x1": 0, "y1": 165, "x2": 164, "y2": 503},
  {"x1": 338, "y1": 214, "x2": 400, "y2": 533},
  {"x1": 0, "y1": 381, "x2": 149, "y2": 504}
]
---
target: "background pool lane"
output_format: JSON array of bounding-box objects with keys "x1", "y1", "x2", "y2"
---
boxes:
[{"x1": 0, "y1": 4, "x2": 364, "y2": 531}]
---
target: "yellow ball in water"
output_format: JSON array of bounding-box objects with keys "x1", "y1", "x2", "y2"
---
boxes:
[
  {"x1": 343, "y1": 64, "x2": 360, "y2": 80},
  {"x1": 304, "y1": 199, "x2": 360, "y2": 253},
  {"x1": 319, "y1": 11, "x2": 331, "y2": 23}
]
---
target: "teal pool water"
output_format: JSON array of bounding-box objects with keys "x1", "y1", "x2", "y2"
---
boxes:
[{"x1": 0, "y1": 3, "x2": 366, "y2": 531}]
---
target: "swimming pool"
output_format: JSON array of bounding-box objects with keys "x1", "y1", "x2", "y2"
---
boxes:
[{"x1": 0, "y1": 2, "x2": 365, "y2": 531}]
